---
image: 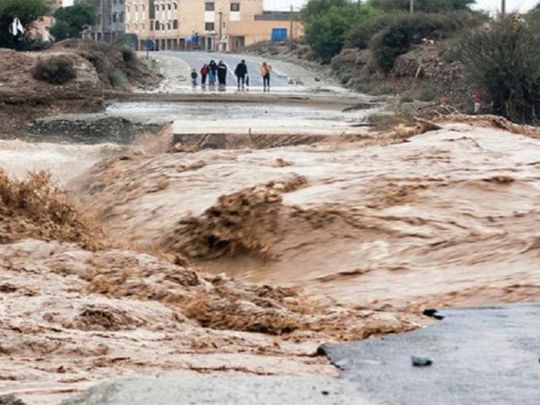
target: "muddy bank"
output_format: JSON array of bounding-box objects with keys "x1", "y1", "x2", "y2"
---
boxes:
[{"x1": 0, "y1": 41, "x2": 160, "y2": 139}]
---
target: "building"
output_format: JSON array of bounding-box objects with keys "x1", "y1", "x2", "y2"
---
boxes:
[
  {"x1": 79, "y1": 0, "x2": 126, "y2": 43},
  {"x1": 125, "y1": 0, "x2": 302, "y2": 52}
]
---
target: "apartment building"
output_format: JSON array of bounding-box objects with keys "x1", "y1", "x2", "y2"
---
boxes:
[
  {"x1": 79, "y1": 0, "x2": 126, "y2": 43},
  {"x1": 125, "y1": 0, "x2": 302, "y2": 52}
]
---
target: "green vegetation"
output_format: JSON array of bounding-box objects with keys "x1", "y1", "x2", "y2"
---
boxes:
[
  {"x1": 300, "y1": 0, "x2": 482, "y2": 64},
  {"x1": 299, "y1": 0, "x2": 540, "y2": 124},
  {"x1": 0, "y1": 0, "x2": 50, "y2": 49},
  {"x1": 370, "y1": 12, "x2": 484, "y2": 73},
  {"x1": 31, "y1": 55, "x2": 77, "y2": 85},
  {"x1": 50, "y1": 3, "x2": 97, "y2": 41},
  {"x1": 459, "y1": 18, "x2": 540, "y2": 124},
  {"x1": 301, "y1": 0, "x2": 381, "y2": 62}
]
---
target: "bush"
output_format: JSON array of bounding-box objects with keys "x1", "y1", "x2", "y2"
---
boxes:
[
  {"x1": 31, "y1": 55, "x2": 77, "y2": 85},
  {"x1": 345, "y1": 13, "x2": 397, "y2": 49},
  {"x1": 121, "y1": 47, "x2": 136, "y2": 64},
  {"x1": 109, "y1": 69, "x2": 128, "y2": 88},
  {"x1": 458, "y1": 18, "x2": 540, "y2": 124},
  {"x1": 370, "y1": 12, "x2": 484, "y2": 73}
]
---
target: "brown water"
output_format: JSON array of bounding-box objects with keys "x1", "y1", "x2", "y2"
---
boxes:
[
  {"x1": 2, "y1": 117, "x2": 540, "y2": 403},
  {"x1": 76, "y1": 122, "x2": 540, "y2": 309}
]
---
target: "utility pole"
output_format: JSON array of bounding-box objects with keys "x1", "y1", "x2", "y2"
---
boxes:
[
  {"x1": 289, "y1": 4, "x2": 293, "y2": 42},
  {"x1": 410, "y1": 0, "x2": 414, "y2": 14},
  {"x1": 218, "y1": 11, "x2": 223, "y2": 52},
  {"x1": 501, "y1": 0, "x2": 506, "y2": 16}
]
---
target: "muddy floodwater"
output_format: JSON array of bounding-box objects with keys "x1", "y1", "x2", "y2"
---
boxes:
[{"x1": 2, "y1": 96, "x2": 540, "y2": 404}]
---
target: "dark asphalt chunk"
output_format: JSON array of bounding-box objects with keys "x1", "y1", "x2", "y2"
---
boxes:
[{"x1": 321, "y1": 304, "x2": 540, "y2": 404}]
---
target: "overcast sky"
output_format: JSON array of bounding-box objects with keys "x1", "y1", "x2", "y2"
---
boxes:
[{"x1": 264, "y1": 0, "x2": 538, "y2": 12}]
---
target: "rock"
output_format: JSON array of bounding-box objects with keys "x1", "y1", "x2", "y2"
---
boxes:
[{"x1": 411, "y1": 356, "x2": 433, "y2": 367}]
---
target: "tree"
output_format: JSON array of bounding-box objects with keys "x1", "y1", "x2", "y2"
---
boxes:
[
  {"x1": 304, "y1": 8, "x2": 350, "y2": 63},
  {"x1": 50, "y1": 3, "x2": 97, "y2": 41},
  {"x1": 459, "y1": 19, "x2": 540, "y2": 123},
  {"x1": 302, "y1": 0, "x2": 380, "y2": 62},
  {"x1": 0, "y1": 0, "x2": 51, "y2": 49},
  {"x1": 369, "y1": 0, "x2": 474, "y2": 13},
  {"x1": 301, "y1": 0, "x2": 350, "y2": 21}
]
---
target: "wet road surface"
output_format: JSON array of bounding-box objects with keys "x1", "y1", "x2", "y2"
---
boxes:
[
  {"x1": 154, "y1": 50, "x2": 332, "y2": 91},
  {"x1": 321, "y1": 304, "x2": 540, "y2": 404}
]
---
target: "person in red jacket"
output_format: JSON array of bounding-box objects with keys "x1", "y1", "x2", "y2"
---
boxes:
[{"x1": 200, "y1": 64, "x2": 209, "y2": 88}]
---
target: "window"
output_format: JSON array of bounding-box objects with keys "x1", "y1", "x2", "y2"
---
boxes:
[
  {"x1": 168, "y1": 4, "x2": 171, "y2": 10},
  {"x1": 161, "y1": 4, "x2": 165, "y2": 10},
  {"x1": 173, "y1": 3, "x2": 177, "y2": 9},
  {"x1": 155, "y1": 20, "x2": 160, "y2": 30},
  {"x1": 150, "y1": 21, "x2": 154, "y2": 30},
  {"x1": 205, "y1": 2, "x2": 215, "y2": 11},
  {"x1": 205, "y1": 22, "x2": 215, "y2": 31},
  {"x1": 135, "y1": 5, "x2": 138, "y2": 11},
  {"x1": 167, "y1": 23, "x2": 171, "y2": 30},
  {"x1": 173, "y1": 20, "x2": 178, "y2": 29},
  {"x1": 230, "y1": 3, "x2": 240, "y2": 11}
]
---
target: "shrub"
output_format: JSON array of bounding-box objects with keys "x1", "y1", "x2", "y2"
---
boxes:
[
  {"x1": 370, "y1": 12, "x2": 484, "y2": 73},
  {"x1": 31, "y1": 55, "x2": 77, "y2": 85},
  {"x1": 121, "y1": 47, "x2": 136, "y2": 64},
  {"x1": 109, "y1": 69, "x2": 128, "y2": 88},
  {"x1": 345, "y1": 13, "x2": 397, "y2": 49},
  {"x1": 458, "y1": 18, "x2": 540, "y2": 124}
]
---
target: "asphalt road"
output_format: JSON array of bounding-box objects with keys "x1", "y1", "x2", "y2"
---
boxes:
[
  {"x1": 321, "y1": 304, "x2": 540, "y2": 404},
  {"x1": 59, "y1": 304, "x2": 540, "y2": 404},
  {"x1": 158, "y1": 51, "x2": 302, "y2": 89}
]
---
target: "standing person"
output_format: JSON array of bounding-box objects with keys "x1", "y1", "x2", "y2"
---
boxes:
[
  {"x1": 190, "y1": 68, "x2": 198, "y2": 87},
  {"x1": 208, "y1": 60, "x2": 217, "y2": 87},
  {"x1": 260, "y1": 62, "x2": 272, "y2": 92},
  {"x1": 217, "y1": 60, "x2": 228, "y2": 90},
  {"x1": 473, "y1": 90, "x2": 482, "y2": 114},
  {"x1": 234, "y1": 59, "x2": 248, "y2": 90},
  {"x1": 200, "y1": 64, "x2": 209, "y2": 88}
]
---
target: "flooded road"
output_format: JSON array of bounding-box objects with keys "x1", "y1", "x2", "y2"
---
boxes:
[
  {"x1": 2, "y1": 51, "x2": 540, "y2": 404},
  {"x1": 150, "y1": 51, "x2": 343, "y2": 93}
]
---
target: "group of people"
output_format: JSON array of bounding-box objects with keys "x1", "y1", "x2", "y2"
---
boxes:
[{"x1": 190, "y1": 59, "x2": 273, "y2": 91}]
